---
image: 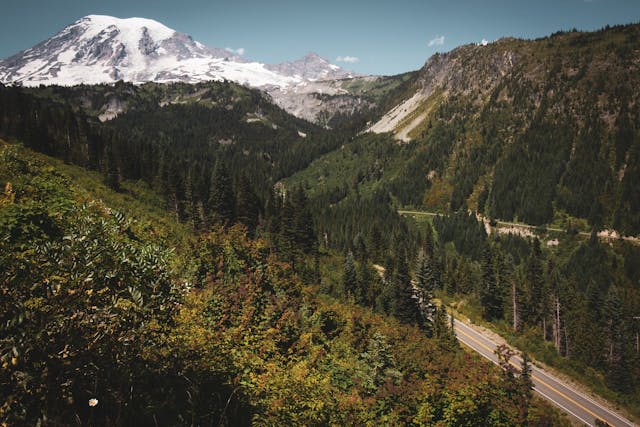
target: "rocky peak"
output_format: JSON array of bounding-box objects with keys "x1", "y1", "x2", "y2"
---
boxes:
[{"x1": 265, "y1": 52, "x2": 356, "y2": 81}]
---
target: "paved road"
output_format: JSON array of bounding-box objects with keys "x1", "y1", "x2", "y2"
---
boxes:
[
  {"x1": 453, "y1": 319, "x2": 637, "y2": 427},
  {"x1": 398, "y1": 210, "x2": 640, "y2": 245}
]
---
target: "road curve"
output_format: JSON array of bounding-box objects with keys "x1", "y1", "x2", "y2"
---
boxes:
[{"x1": 453, "y1": 319, "x2": 637, "y2": 427}]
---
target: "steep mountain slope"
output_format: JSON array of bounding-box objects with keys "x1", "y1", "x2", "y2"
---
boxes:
[
  {"x1": 368, "y1": 40, "x2": 516, "y2": 140},
  {"x1": 297, "y1": 24, "x2": 640, "y2": 234},
  {"x1": 266, "y1": 73, "x2": 415, "y2": 127}
]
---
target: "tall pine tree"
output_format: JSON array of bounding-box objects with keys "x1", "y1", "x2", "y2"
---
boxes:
[
  {"x1": 524, "y1": 238, "x2": 544, "y2": 326},
  {"x1": 235, "y1": 172, "x2": 261, "y2": 234},
  {"x1": 208, "y1": 160, "x2": 235, "y2": 225},
  {"x1": 481, "y1": 246, "x2": 503, "y2": 321},
  {"x1": 343, "y1": 251, "x2": 358, "y2": 301},
  {"x1": 393, "y1": 249, "x2": 421, "y2": 325},
  {"x1": 415, "y1": 249, "x2": 436, "y2": 332}
]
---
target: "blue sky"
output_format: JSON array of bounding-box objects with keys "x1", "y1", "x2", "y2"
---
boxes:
[{"x1": 1, "y1": 0, "x2": 639, "y2": 75}]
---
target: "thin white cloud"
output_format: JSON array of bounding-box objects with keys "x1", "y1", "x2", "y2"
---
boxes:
[
  {"x1": 336, "y1": 55, "x2": 359, "y2": 63},
  {"x1": 428, "y1": 35, "x2": 445, "y2": 47},
  {"x1": 225, "y1": 47, "x2": 245, "y2": 56}
]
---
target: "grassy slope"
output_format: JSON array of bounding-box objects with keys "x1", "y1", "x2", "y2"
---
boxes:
[
  {"x1": 0, "y1": 138, "x2": 194, "y2": 271},
  {"x1": 282, "y1": 133, "x2": 405, "y2": 198}
]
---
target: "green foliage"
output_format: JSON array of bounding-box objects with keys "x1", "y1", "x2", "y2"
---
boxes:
[
  {"x1": 433, "y1": 210, "x2": 487, "y2": 261},
  {"x1": 284, "y1": 24, "x2": 640, "y2": 235},
  {"x1": 7, "y1": 24, "x2": 640, "y2": 423},
  {"x1": 235, "y1": 172, "x2": 261, "y2": 234},
  {"x1": 392, "y1": 249, "x2": 422, "y2": 326},
  {"x1": 342, "y1": 251, "x2": 358, "y2": 300},
  {"x1": 481, "y1": 246, "x2": 504, "y2": 321},
  {"x1": 209, "y1": 159, "x2": 235, "y2": 225},
  {"x1": 0, "y1": 144, "x2": 183, "y2": 424},
  {"x1": 0, "y1": 141, "x2": 565, "y2": 425},
  {"x1": 444, "y1": 226, "x2": 640, "y2": 418},
  {"x1": 0, "y1": 81, "x2": 348, "y2": 231},
  {"x1": 178, "y1": 226, "x2": 557, "y2": 425}
]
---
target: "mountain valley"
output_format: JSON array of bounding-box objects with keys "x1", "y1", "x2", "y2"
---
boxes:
[{"x1": 1, "y1": 15, "x2": 640, "y2": 426}]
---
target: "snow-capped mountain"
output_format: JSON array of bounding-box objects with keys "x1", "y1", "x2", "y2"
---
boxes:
[
  {"x1": 265, "y1": 52, "x2": 355, "y2": 81},
  {"x1": 0, "y1": 15, "x2": 354, "y2": 89}
]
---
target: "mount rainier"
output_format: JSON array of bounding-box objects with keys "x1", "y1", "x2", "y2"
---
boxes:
[{"x1": 0, "y1": 15, "x2": 357, "y2": 89}]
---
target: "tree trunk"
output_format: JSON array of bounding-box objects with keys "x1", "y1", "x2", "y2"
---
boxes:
[
  {"x1": 553, "y1": 297, "x2": 561, "y2": 353},
  {"x1": 512, "y1": 280, "x2": 518, "y2": 332}
]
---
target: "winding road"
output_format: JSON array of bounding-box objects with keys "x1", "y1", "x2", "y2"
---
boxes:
[{"x1": 453, "y1": 318, "x2": 637, "y2": 426}]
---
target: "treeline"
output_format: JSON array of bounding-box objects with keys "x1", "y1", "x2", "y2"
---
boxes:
[{"x1": 0, "y1": 82, "x2": 349, "y2": 236}]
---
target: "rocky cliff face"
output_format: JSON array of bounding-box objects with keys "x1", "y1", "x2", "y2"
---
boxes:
[{"x1": 369, "y1": 40, "x2": 519, "y2": 140}]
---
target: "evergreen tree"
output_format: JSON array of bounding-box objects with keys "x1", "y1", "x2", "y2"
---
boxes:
[
  {"x1": 290, "y1": 186, "x2": 316, "y2": 255},
  {"x1": 235, "y1": 172, "x2": 261, "y2": 234},
  {"x1": 264, "y1": 189, "x2": 282, "y2": 235},
  {"x1": 165, "y1": 159, "x2": 185, "y2": 220},
  {"x1": 433, "y1": 307, "x2": 457, "y2": 349},
  {"x1": 357, "y1": 258, "x2": 373, "y2": 307},
  {"x1": 481, "y1": 246, "x2": 503, "y2": 321},
  {"x1": 392, "y1": 250, "x2": 421, "y2": 325},
  {"x1": 102, "y1": 143, "x2": 120, "y2": 191},
  {"x1": 415, "y1": 249, "x2": 436, "y2": 332},
  {"x1": 423, "y1": 223, "x2": 435, "y2": 260},
  {"x1": 352, "y1": 233, "x2": 367, "y2": 262},
  {"x1": 518, "y1": 353, "x2": 534, "y2": 425},
  {"x1": 183, "y1": 166, "x2": 196, "y2": 227},
  {"x1": 604, "y1": 286, "x2": 633, "y2": 393},
  {"x1": 343, "y1": 251, "x2": 357, "y2": 301},
  {"x1": 415, "y1": 249, "x2": 430, "y2": 291},
  {"x1": 547, "y1": 261, "x2": 564, "y2": 353},
  {"x1": 208, "y1": 160, "x2": 235, "y2": 225},
  {"x1": 510, "y1": 269, "x2": 525, "y2": 333},
  {"x1": 524, "y1": 238, "x2": 544, "y2": 326},
  {"x1": 368, "y1": 226, "x2": 385, "y2": 262},
  {"x1": 360, "y1": 332, "x2": 401, "y2": 391},
  {"x1": 278, "y1": 192, "x2": 296, "y2": 259},
  {"x1": 520, "y1": 353, "x2": 533, "y2": 395}
]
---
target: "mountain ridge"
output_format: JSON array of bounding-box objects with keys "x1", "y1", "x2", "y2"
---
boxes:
[{"x1": 288, "y1": 23, "x2": 640, "y2": 235}]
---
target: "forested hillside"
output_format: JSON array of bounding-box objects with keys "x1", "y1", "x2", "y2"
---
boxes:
[
  {"x1": 1, "y1": 22, "x2": 640, "y2": 426},
  {"x1": 0, "y1": 141, "x2": 569, "y2": 425},
  {"x1": 353, "y1": 23, "x2": 640, "y2": 234},
  {"x1": 0, "y1": 81, "x2": 349, "y2": 232},
  {"x1": 282, "y1": 23, "x2": 640, "y2": 417}
]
